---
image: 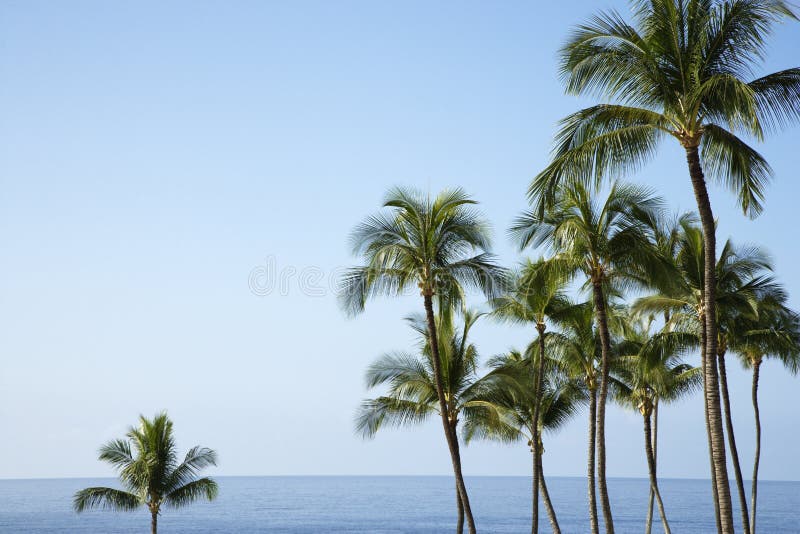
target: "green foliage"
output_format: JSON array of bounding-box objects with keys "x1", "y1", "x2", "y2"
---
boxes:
[
  {"x1": 73, "y1": 413, "x2": 218, "y2": 517},
  {"x1": 340, "y1": 187, "x2": 505, "y2": 315},
  {"x1": 534, "y1": 0, "x2": 800, "y2": 217}
]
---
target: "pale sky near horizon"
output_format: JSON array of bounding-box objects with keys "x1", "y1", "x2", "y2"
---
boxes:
[{"x1": 1, "y1": 1, "x2": 799, "y2": 481}]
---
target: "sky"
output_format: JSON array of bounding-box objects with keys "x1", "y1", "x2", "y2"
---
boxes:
[{"x1": 1, "y1": 1, "x2": 799, "y2": 481}]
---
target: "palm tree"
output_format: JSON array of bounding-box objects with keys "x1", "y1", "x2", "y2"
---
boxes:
[
  {"x1": 533, "y1": 3, "x2": 800, "y2": 529},
  {"x1": 355, "y1": 308, "x2": 487, "y2": 533},
  {"x1": 463, "y1": 346, "x2": 583, "y2": 534},
  {"x1": 74, "y1": 412, "x2": 218, "y2": 534},
  {"x1": 546, "y1": 301, "x2": 602, "y2": 533},
  {"x1": 635, "y1": 222, "x2": 782, "y2": 533},
  {"x1": 341, "y1": 187, "x2": 504, "y2": 534},
  {"x1": 614, "y1": 315, "x2": 702, "y2": 534},
  {"x1": 641, "y1": 210, "x2": 697, "y2": 530},
  {"x1": 512, "y1": 180, "x2": 664, "y2": 534},
  {"x1": 730, "y1": 304, "x2": 800, "y2": 534},
  {"x1": 490, "y1": 260, "x2": 571, "y2": 534}
]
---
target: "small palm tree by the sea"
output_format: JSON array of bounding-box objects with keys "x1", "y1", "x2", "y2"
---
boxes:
[{"x1": 74, "y1": 412, "x2": 218, "y2": 534}]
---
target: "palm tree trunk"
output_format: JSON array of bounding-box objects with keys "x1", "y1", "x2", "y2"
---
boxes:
[
  {"x1": 538, "y1": 448, "x2": 561, "y2": 534},
  {"x1": 423, "y1": 293, "x2": 477, "y2": 534},
  {"x1": 645, "y1": 400, "x2": 658, "y2": 534},
  {"x1": 456, "y1": 481, "x2": 465, "y2": 534},
  {"x1": 591, "y1": 281, "x2": 614, "y2": 534},
  {"x1": 587, "y1": 385, "x2": 599, "y2": 534},
  {"x1": 701, "y1": 324, "x2": 722, "y2": 533},
  {"x1": 151, "y1": 510, "x2": 158, "y2": 534},
  {"x1": 531, "y1": 325, "x2": 546, "y2": 534},
  {"x1": 750, "y1": 359, "x2": 762, "y2": 534},
  {"x1": 643, "y1": 411, "x2": 671, "y2": 534},
  {"x1": 717, "y1": 352, "x2": 751, "y2": 533},
  {"x1": 685, "y1": 144, "x2": 733, "y2": 533}
]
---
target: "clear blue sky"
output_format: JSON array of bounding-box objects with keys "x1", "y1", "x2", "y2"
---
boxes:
[{"x1": 1, "y1": 1, "x2": 798, "y2": 481}]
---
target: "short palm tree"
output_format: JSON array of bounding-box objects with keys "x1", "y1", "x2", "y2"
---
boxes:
[
  {"x1": 614, "y1": 316, "x2": 702, "y2": 534},
  {"x1": 490, "y1": 259, "x2": 571, "y2": 534},
  {"x1": 74, "y1": 412, "x2": 218, "y2": 534},
  {"x1": 342, "y1": 187, "x2": 504, "y2": 534},
  {"x1": 464, "y1": 346, "x2": 583, "y2": 534},
  {"x1": 512, "y1": 180, "x2": 664, "y2": 534},
  {"x1": 355, "y1": 308, "x2": 486, "y2": 534},
  {"x1": 534, "y1": 3, "x2": 800, "y2": 529}
]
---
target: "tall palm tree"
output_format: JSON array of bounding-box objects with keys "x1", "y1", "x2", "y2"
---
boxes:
[
  {"x1": 341, "y1": 187, "x2": 504, "y2": 534},
  {"x1": 635, "y1": 222, "x2": 781, "y2": 533},
  {"x1": 74, "y1": 412, "x2": 218, "y2": 534},
  {"x1": 641, "y1": 210, "x2": 697, "y2": 531},
  {"x1": 490, "y1": 260, "x2": 571, "y2": 534},
  {"x1": 546, "y1": 301, "x2": 602, "y2": 533},
  {"x1": 355, "y1": 308, "x2": 486, "y2": 533},
  {"x1": 512, "y1": 180, "x2": 664, "y2": 534},
  {"x1": 533, "y1": 3, "x2": 800, "y2": 529},
  {"x1": 614, "y1": 316, "x2": 702, "y2": 534},
  {"x1": 730, "y1": 304, "x2": 800, "y2": 534},
  {"x1": 463, "y1": 346, "x2": 584, "y2": 534}
]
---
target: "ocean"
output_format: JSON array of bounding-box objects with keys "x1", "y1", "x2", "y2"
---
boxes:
[{"x1": 0, "y1": 476, "x2": 796, "y2": 533}]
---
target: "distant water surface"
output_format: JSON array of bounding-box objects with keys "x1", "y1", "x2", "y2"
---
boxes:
[{"x1": 0, "y1": 476, "x2": 797, "y2": 533}]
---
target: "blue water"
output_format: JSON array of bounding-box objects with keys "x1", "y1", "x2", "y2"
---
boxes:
[{"x1": 0, "y1": 476, "x2": 796, "y2": 533}]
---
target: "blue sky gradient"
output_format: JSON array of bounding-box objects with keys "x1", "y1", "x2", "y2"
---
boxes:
[{"x1": 1, "y1": 1, "x2": 798, "y2": 480}]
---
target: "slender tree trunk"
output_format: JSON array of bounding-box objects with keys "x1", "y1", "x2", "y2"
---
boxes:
[
  {"x1": 587, "y1": 385, "x2": 599, "y2": 534},
  {"x1": 717, "y1": 352, "x2": 751, "y2": 533},
  {"x1": 456, "y1": 481, "x2": 465, "y2": 534},
  {"x1": 644, "y1": 411, "x2": 671, "y2": 534},
  {"x1": 701, "y1": 324, "x2": 722, "y2": 532},
  {"x1": 423, "y1": 294, "x2": 477, "y2": 533},
  {"x1": 531, "y1": 325, "x2": 546, "y2": 534},
  {"x1": 645, "y1": 400, "x2": 659, "y2": 534},
  {"x1": 750, "y1": 359, "x2": 762, "y2": 534},
  {"x1": 591, "y1": 281, "x2": 614, "y2": 534},
  {"x1": 538, "y1": 448, "x2": 561, "y2": 534},
  {"x1": 685, "y1": 144, "x2": 733, "y2": 533},
  {"x1": 151, "y1": 510, "x2": 158, "y2": 534}
]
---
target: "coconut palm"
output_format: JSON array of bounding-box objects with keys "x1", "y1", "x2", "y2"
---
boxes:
[
  {"x1": 614, "y1": 316, "x2": 702, "y2": 534},
  {"x1": 342, "y1": 187, "x2": 504, "y2": 534},
  {"x1": 73, "y1": 412, "x2": 218, "y2": 534},
  {"x1": 635, "y1": 222, "x2": 783, "y2": 533},
  {"x1": 534, "y1": 3, "x2": 800, "y2": 529},
  {"x1": 512, "y1": 180, "x2": 664, "y2": 534},
  {"x1": 545, "y1": 301, "x2": 602, "y2": 532},
  {"x1": 355, "y1": 308, "x2": 486, "y2": 533},
  {"x1": 489, "y1": 260, "x2": 571, "y2": 534},
  {"x1": 729, "y1": 304, "x2": 800, "y2": 534},
  {"x1": 464, "y1": 346, "x2": 584, "y2": 534}
]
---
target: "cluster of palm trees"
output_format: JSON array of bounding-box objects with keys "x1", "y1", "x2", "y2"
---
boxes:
[{"x1": 341, "y1": 1, "x2": 800, "y2": 533}]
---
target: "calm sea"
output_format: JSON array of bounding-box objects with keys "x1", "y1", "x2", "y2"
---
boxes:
[{"x1": 0, "y1": 476, "x2": 796, "y2": 533}]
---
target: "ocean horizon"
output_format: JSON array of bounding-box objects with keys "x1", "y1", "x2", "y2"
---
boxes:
[{"x1": 1, "y1": 475, "x2": 796, "y2": 533}]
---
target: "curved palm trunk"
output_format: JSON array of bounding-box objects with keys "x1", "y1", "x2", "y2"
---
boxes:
[
  {"x1": 587, "y1": 385, "x2": 599, "y2": 534},
  {"x1": 531, "y1": 326, "x2": 546, "y2": 534},
  {"x1": 643, "y1": 411, "x2": 670, "y2": 534},
  {"x1": 423, "y1": 294, "x2": 477, "y2": 534},
  {"x1": 151, "y1": 510, "x2": 158, "y2": 534},
  {"x1": 591, "y1": 281, "x2": 614, "y2": 534},
  {"x1": 645, "y1": 400, "x2": 658, "y2": 534},
  {"x1": 685, "y1": 144, "x2": 733, "y2": 534},
  {"x1": 750, "y1": 359, "x2": 762, "y2": 534},
  {"x1": 538, "y1": 448, "x2": 561, "y2": 534},
  {"x1": 717, "y1": 352, "x2": 751, "y2": 533},
  {"x1": 456, "y1": 482, "x2": 465, "y2": 534}
]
